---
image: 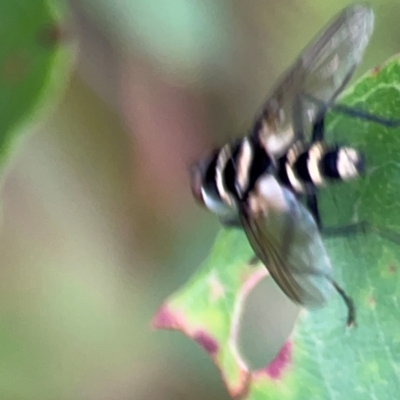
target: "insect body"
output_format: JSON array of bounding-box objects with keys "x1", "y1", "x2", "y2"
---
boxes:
[
  {"x1": 191, "y1": 133, "x2": 356, "y2": 325},
  {"x1": 277, "y1": 140, "x2": 363, "y2": 196},
  {"x1": 191, "y1": 4, "x2": 376, "y2": 325}
]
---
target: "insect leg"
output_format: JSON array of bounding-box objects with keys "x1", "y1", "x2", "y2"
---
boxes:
[
  {"x1": 220, "y1": 217, "x2": 242, "y2": 228},
  {"x1": 304, "y1": 93, "x2": 400, "y2": 128},
  {"x1": 331, "y1": 103, "x2": 400, "y2": 127},
  {"x1": 330, "y1": 278, "x2": 356, "y2": 327},
  {"x1": 311, "y1": 113, "x2": 326, "y2": 142},
  {"x1": 306, "y1": 193, "x2": 322, "y2": 228},
  {"x1": 293, "y1": 265, "x2": 356, "y2": 327},
  {"x1": 322, "y1": 221, "x2": 400, "y2": 245}
]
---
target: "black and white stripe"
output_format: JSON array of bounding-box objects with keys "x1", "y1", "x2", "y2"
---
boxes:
[
  {"x1": 196, "y1": 135, "x2": 363, "y2": 218},
  {"x1": 278, "y1": 140, "x2": 364, "y2": 195}
]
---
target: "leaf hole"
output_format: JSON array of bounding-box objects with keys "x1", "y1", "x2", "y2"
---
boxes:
[{"x1": 237, "y1": 276, "x2": 298, "y2": 370}]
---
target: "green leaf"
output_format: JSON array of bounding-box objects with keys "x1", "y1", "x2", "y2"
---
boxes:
[
  {"x1": 0, "y1": 0, "x2": 75, "y2": 168},
  {"x1": 154, "y1": 56, "x2": 400, "y2": 399}
]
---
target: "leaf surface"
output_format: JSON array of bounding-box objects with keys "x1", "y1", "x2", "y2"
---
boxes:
[{"x1": 154, "y1": 57, "x2": 400, "y2": 399}]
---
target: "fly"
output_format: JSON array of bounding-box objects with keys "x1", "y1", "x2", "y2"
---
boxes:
[{"x1": 190, "y1": 4, "x2": 397, "y2": 326}]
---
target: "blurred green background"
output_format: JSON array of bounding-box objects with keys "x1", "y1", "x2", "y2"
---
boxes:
[{"x1": 3, "y1": 0, "x2": 400, "y2": 398}]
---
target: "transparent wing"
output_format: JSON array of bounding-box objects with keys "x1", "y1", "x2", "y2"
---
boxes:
[
  {"x1": 240, "y1": 182, "x2": 334, "y2": 307},
  {"x1": 254, "y1": 4, "x2": 374, "y2": 156}
]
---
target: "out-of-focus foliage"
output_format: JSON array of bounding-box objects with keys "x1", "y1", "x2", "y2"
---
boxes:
[
  {"x1": 155, "y1": 58, "x2": 400, "y2": 399},
  {"x1": 0, "y1": 1, "x2": 74, "y2": 168},
  {"x1": 75, "y1": 0, "x2": 236, "y2": 78}
]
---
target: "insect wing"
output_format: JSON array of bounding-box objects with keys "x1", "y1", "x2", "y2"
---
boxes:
[
  {"x1": 241, "y1": 177, "x2": 334, "y2": 307},
  {"x1": 255, "y1": 4, "x2": 374, "y2": 156}
]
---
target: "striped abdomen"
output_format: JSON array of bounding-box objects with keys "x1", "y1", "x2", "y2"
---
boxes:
[
  {"x1": 277, "y1": 141, "x2": 364, "y2": 194},
  {"x1": 190, "y1": 136, "x2": 364, "y2": 220}
]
